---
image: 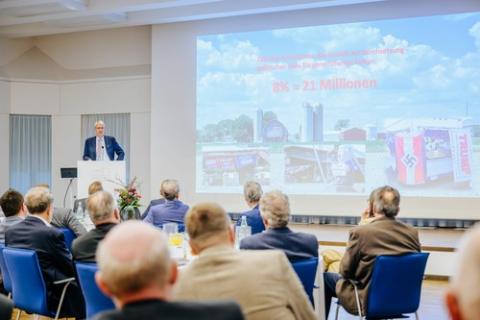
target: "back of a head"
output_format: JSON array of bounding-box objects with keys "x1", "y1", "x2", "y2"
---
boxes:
[
  {"x1": 0, "y1": 189, "x2": 23, "y2": 217},
  {"x1": 185, "y1": 202, "x2": 231, "y2": 251},
  {"x1": 160, "y1": 179, "x2": 179, "y2": 201},
  {"x1": 243, "y1": 181, "x2": 263, "y2": 204},
  {"x1": 96, "y1": 221, "x2": 171, "y2": 298},
  {"x1": 372, "y1": 185, "x2": 400, "y2": 218},
  {"x1": 88, "y1": 181, "x2": 103, "y2": 196},
  {"x1": 448, "y1": 224, "x2": 480, "y2": 320},
  {"x1": 259, "y1": 190, "x2": 290, "y2": 228},
  {"x1": 25, "y1": 187, "x2": 53, "y2": 214},
  {"x1": 86, "y1": 191, "x2": 115, "y2": 223}
]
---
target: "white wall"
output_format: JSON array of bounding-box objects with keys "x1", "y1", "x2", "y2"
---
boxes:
[
  {"x1": 150, "y1": 0, "x2": 480, "y2": 216},
  {"x1": 0, "y1": 81, "x2": 10, "y2": 192}
]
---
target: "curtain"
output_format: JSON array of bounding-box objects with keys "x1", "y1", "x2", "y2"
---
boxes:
[
  {"x1": 9, "y1": 114, "x2": 52, "y2": 194},
  {"x1": 81, "y1": 113, "x2": 130, "y2": 179}
]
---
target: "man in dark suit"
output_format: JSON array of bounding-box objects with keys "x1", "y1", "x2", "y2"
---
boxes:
[
  {"x1": 236, "y1": 181, "x2": 265, "y2": 234},
  {"x1": 72, "y1": 191, "x2": 120, "y2": 262},
  {"x1": 323, "y1": 186, "x2": 421, "y2": 317},
  {"x1": 143, "y1": 180, "x2": 188, "y2": 231},
  {"x1": 5, "y1": 187, "x2": 85, "y2": 318},
  {"x1": 94, "y1": 221, "x2": 244, "y2": 320},
  {"x1": 83, "y1": 120, "x2": 125, "y2": 161},
  {"x1": 240, "y1": 190, "x2": 318, "y2": 262}
]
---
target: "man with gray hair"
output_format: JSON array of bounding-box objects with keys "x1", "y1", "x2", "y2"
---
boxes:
[
  {"x1": 445, "y1": 223, "x2": 480, "y2": 320},
  {"x1": 323, "y1": 185, "x2": 421, "y2": 317},
  {"x1": 83, "y1": 120, "x2": 125, "y2": 161},
  {"x1": 144, "y1": 179, "x2": 189, "y2": 231},
  {"x1": 240, "y1": 190, "x2": 318, "y2": 262},
  {"x1": 72, "y1": 191, "x2": 120, "y2": 262},
  {"x1": 94, "y1": 221, "x2": 244, "y2": 320},
  {"x1": 236, "y1": 181, "x2": 265, "y2": 234},
  {"x1": 5, "y1": 187, "x2": 85, "y2": 318},
  {"x1": 175, "y1": 202, "x2": 315, "y2": 320}
]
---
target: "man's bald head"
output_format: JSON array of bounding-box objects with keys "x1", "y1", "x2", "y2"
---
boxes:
[
  {"x1": 160, "y1": 179, "x2": 180, "y2": 201},
  {"x1": 96, "y1": 221, "x2": 172, "y2": 297}
]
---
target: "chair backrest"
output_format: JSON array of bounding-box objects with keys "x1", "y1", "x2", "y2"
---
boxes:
[
  {"x1": 58, "y1": 228, "x2": 76, "y2": 251},
  {"x1": 292, "y1": 257, "x2": 318, "y2": 306},
  {"x1": 3, "y1": 248, "x2": 52, "y2": 316},
  {"x1": 366, "y1": 252, "x2": 429, "y2": 318},
  {"x1": 75, "y1": 262, "x2": 115, "y2": 318},
  {"x1": 0, "y1": 244, "x2": 12, "y2": 294}
]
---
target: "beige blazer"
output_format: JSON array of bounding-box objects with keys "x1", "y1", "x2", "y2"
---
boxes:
[
  {"x1": 174, "y1": 245, "x2": 316, "y2": 320},
  {"x1": 337, "y1": 216, "x2": 421, "y2": 315}
]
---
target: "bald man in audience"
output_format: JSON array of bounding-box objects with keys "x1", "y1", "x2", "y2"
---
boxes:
[
  {"x1": 72, "y1": 191, "x2": 120, "y2": 262},
  {"x1": 94, "y1": 221, "x2": 244, "y2": 320},
  {"x1": 174, "y1": 202, "x2": 315, "y2": 320},
  {"x1": 445, "y1": 223, "x2": 480, "y2": 320},
  {"x1": 143, "y1": 179, "x2": 189, "y2": 231},
  {"x1": 240, "y1": 190, "x2": 318, "y2": 262}
]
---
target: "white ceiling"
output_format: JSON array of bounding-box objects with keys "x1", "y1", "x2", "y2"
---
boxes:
[{"x1": 0, "y1": 0, "x2": 386, "y2": 38}]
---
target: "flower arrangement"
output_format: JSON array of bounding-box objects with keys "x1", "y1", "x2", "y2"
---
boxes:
[{"x1": 115, "y1": 177, "x2": 142, "y2": 213}]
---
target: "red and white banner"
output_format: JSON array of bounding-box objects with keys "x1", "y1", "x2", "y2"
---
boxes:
[
  {"x1": 395, "y1": 132, "x2": 426, "y2": 185},
  {"x1": 450, "y1": 129, "x2": 473, "y2": 183}
]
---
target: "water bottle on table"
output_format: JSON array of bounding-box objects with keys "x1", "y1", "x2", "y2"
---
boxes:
[{"x1": 236, "y1": 216, "x2": 251, "y2": 248}]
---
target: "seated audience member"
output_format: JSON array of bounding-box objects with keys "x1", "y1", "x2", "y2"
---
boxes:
[
  {"x1": 445, "y1": 223, "x2": 480, "y2": 320},
  {"x1": 73, "y1": 180, "x2": 104, "y2": 213},
  {"x1": 141, "y1": 181, "x2": 166, "y2": 219},
  {"x1": 143, "y1": 180, "x2": 188, "y2": 231},
  {"x1": 0, "y1": 189, "x2": 27, "y2": 242},
  {"x1": 239, "y1": 190, "x2": 318, "y2": 262},
  {"x1": 37, "y1": 184, "x2": 87, "y2": 237},
  {"x1": 174, "y1": 203, "x2": 315, "y2": 320},
  {"x1": 94, "y1": 221, "x2": 244, "y2": 320},
  {"x1": 323, "y1": 186, "x2": 421, "y2": 317},
  {"x1": 236, "y1": 181, "x2": 265, "y2": 234},
  {"x1": 322, "y1": 191, "x2": 378, "y2": 272},
  {"x1": 72, "y1": 191, "x2": 120, "y2": 262},
  {"x1": 5, "y1": 187, "x2": 85, "y2": 318}
]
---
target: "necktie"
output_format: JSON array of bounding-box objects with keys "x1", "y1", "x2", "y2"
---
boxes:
[{"x1": 97, "y1": 138, "x2": 103, "y2": 161}]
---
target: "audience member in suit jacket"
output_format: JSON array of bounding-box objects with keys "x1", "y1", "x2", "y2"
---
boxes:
[
  {"x1": 94, "y1": 221, "x2": 244, "y2": 320},
  {"x1": 174, "y1": 203, "x2": 316, "y2": 320},
  {"x1": 82, "y1": 120, "x2": 125, "y2": 161},
  {"x1": 72, "y1": 191, "x2": 120, "y2": 262},
  {"x1": 143, "y1": 180, "x2": 188, "y2": 231},
  {"x1": 236, "y1": 181, "x2": 265, "y2": 234},
  {"x1": 140, "y1": 180, "x2": 170, "y2": 219},
  {"x1": 5, "y1": 187, "x2": 85, "y2": 318},
  {"x1": 51, "y1": 207, "x2": 87, "y2": 237},
  {"x1": 0, "y1": 189, "x2": 27, "y2": 243},
  {"x1": 240, "y1": 190, "x2": 318, "y2": 262},
  {"x1": 323, "y1": 186, "x2": 421, "y2": 317}
]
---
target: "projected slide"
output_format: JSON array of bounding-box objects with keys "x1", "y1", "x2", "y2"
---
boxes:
[{"x1": 196, "y1": 12, "x2": 480, "y2": 197}]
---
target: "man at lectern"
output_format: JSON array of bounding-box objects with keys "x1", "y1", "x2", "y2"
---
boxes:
[{"x1": 82, "y1": 120, "x2": 125, "y2": 161}]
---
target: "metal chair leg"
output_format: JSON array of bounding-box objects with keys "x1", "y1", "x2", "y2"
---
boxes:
[
  {"x1": 353, "y1": 284, "x2": 363, "y2": 320},
  {"x1": 54, "y1": 281, "x2": 72, "y2": 320},
  {"x1": 415, "y1": 311, "x2": 419, "y2": 320}
]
